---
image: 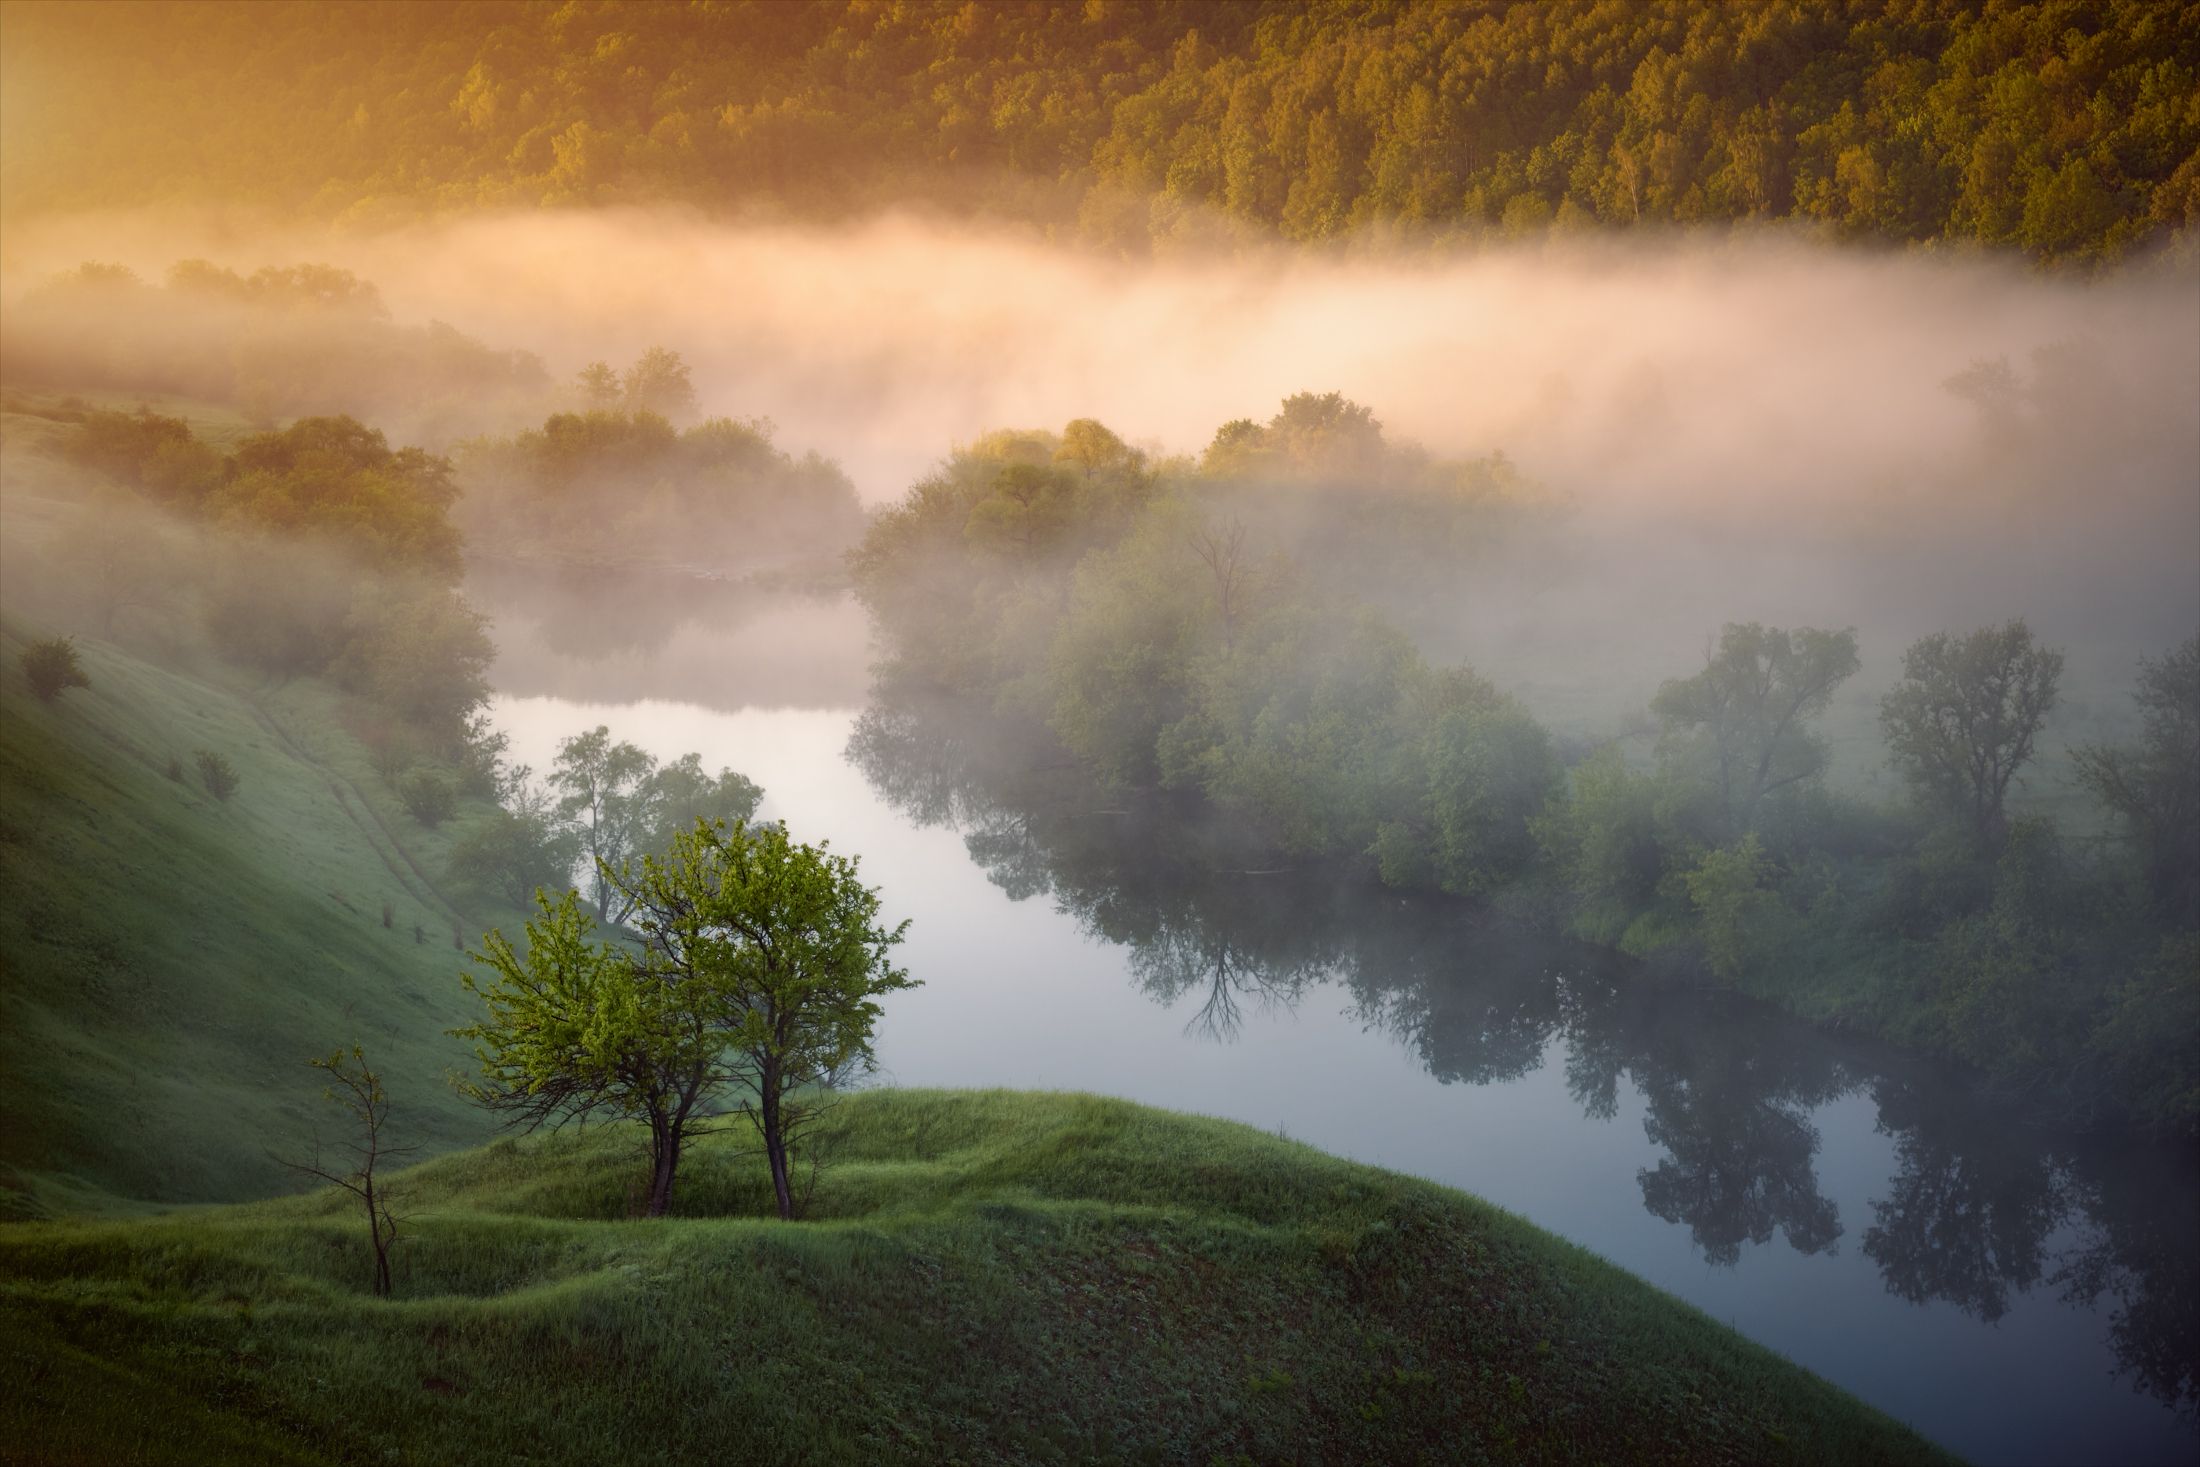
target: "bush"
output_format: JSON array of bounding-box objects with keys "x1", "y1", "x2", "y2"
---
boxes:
[
  {"x1": 194, "y1": 749, "x2": 239, "y2": 801},
  {"x1": 399, "y1": 770, "x2": 457, "y2": 827},
  {"x1": 21, "y1": 637, "x2": 90, "y2": 703}
]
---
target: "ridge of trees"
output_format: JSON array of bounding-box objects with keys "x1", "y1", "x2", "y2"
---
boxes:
[{"x1": 6, "y1": 1, "x2": 2196, "y2": 264}]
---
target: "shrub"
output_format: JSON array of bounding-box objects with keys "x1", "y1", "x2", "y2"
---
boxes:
[
  {"x1": 21, "y1": 637, "x2": 90, "y2": 703},
  {"x1": 399, "y1": 770, "x2": 457, "y2": 827},
  {"x1": 194, "y1": 749, "x2": 239, "y2": 801}
]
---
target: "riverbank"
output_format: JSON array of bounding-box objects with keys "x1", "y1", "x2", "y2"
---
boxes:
[{"x1": 0, "y1": 1088, "x2": 1954, "y2": 1465}]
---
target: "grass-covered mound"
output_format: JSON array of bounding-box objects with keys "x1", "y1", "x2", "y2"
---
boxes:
[{"x1": 0, "y1": 1089, "x2": 1953, "y2": 1466}]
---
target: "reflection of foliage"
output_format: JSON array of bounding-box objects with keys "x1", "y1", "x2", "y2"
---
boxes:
[
  {"x1": 1578, "y1": 983, "x2": 1850, "y2": 1268},
  {"x1": 2054, "y1": 1158, "x2": 2200, "y2": 1421},
  {"x1": 1863, "y1": 1078, "x2": 2066, "y2": 1324},
  {"x1": 851, "y1": 677, "x2": 2200, "y2": 1407}
]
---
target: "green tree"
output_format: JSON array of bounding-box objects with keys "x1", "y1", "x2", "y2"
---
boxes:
[
  {"x1": 1881, "y1": 620, "x2": 2064, "y2": 847},
  {"x1": 457, "y1": 890, "x2": 725, "y2": 1216},
  {"x1": 1651, "y1": 624, "x2": 1861, "y2": 839},
  {"x1": 20, "y1": 636, "x2": 90, "y2": 703},
  {"x1": 636, "y1": 753, "x2": 764, "y2": 858},
  {"x1": 2072, "y1": 638, "x2": 2200, "y2": 921},
  {"x1": 548, "y1": 726, "x2": 658, "y2": 920},
  {"x1": 609, "y1": 820, "x2": 914, "y2": 1219},
  {"x1": 1683, "y1": 834, "x2": 1780, "y2": 979},
  {"x1": 448, "y1": 793, "x2": 578, "y2": 908}
]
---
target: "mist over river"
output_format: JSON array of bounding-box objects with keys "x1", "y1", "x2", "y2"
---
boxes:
[{"x1": 480, "y1": 578, "x2": 2198, "y2": 1467}]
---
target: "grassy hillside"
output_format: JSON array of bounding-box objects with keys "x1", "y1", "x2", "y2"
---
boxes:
[
  {"x1": 0, "y1": 608, "x2": 522, "y2": 1216},
  {"x1": 0, "y1": 1089, "x2": 1954, "y2": 1466}
]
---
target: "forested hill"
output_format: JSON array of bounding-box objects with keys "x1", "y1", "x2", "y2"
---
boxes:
[{"x1": 4, "y1": 0, "x2": 2196, "y2": 263}]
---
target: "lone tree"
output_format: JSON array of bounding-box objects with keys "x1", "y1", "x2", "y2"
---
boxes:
[
  {"x1": 611, "y1": 820, "x2": 914, "y2": 1219},
  {"x1": 457, "y1": 889, "x2": 726, "y2": 1216},
  {"x1": 1881, "y1": 619, "x2": 2063, "y2": 847},
  {"x1": 1652, "y1": 623, "x2": 1861, "y2": 837},
  {"x1": 455, "y1": 821, "x2": 912, "y2": 1219},
  {"x1": 21, "y1": 636, "x2": 89, "y2": 703},
  {"x1": 2073, "y1": 636, "x2": 2200, "y2": 919},
  {"x1": 283, "y1": 1046, "x2": 410, "y2": 1297}
]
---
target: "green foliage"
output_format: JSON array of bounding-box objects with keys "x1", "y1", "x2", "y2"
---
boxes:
[
  {"x1": 62, "y1": 408, "x2": 491, "y2": 746},
  {"x1": 398, "y1": 770, "x2": 457, "y2": 828},
  {"x1": 456, "y1": 819, "x2": 909, "y2": 1219},
  {"x1": 332, "y1": 587, "x2": 493, "y2": 744},
  {"x1": 457, "y1": 890, "x2": 720, "y2": 1217},
  {"x1": 19, "y1": 636, "x2": 88, "y2": 704},
  {"x1": 60, "y1": 408, "x2": 223, "y2": 504},
  {"x1": 1684, "y1": 835, "x2": 1781, "y2": 980},
  {"x1": 2073, "y1": 636, "x2": 2200, "y2": 920},
  {"x1": 1926, "y1": 820, "x2": 2087, "y2": 1083},
  {"x1": 2089, "y1": 935, "x2": 2200, "y2": 1133},
  {"x1": 1881, "y1": 619, "x2": 2064, "y2": 847},
  {"x1": 194, "y1": 747, "x2": 239, "y2": 801},
  {"x1": 1533, "y1": 747, "x2": 1670, "y2": 925},
  {"x1": 613, "y1": 820, "x2": 915, "y2": 1219},
  {"x1": 448, "y1": 800, "x2": 579, "y2": 909},
  {"x1": 9, "y1": 2, "x2": 2196, "y2": 263},
  {"x1": 457, "y1": 403, "x2": 863, "y2": 569},
  {"x1": 1652, "y1": 624, "x2": 1860, "y2": 839}
]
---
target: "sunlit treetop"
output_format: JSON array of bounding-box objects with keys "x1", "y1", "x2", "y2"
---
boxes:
[{"x1": 1, "y1": 0, "x2": 2195, "y2": 263}]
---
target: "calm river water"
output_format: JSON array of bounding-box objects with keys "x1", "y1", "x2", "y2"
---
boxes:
[{"x1": 480, "y1": 577, "x2": 2197, "y2": 1467}]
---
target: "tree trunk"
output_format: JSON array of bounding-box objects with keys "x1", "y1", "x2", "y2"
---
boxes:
[
  {"x1": 646, "y1": 1122, "x2": 680, "y2": 1217},
  {"x1": 761, "y1": 1086, "x2": 794, "y2": 1220}
]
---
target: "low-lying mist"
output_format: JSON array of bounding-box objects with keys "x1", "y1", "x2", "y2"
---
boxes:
[{"x1": 5, "y1": 208, "x2": 2195, "y2": 689}]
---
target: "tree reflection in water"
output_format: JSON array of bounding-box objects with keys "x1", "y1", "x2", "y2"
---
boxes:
[{"x1": 847, "y1": 683, "x2": 2200, "y2": 1416}]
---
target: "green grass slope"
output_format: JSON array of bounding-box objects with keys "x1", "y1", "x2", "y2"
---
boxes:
[
  {"x1": 0, "y1": 1089, "x2": 1954, "y2": 1467},
  {"x1": 0, "y1": 613, "x2": 521, "y2": 1216}
]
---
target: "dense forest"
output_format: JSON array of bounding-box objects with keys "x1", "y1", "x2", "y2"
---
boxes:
[{"x1": 5, "y1": 0, "x2": 2196, "y2": 262}]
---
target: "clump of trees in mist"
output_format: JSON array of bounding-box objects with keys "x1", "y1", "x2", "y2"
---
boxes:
[
  {"x1": 454, "y1": 352, "x2": 865, "y2": 572},
  {"x1": 851, "y1": 395, "x2": 2200, "y2": 1135},
  {"x1": 52, "y1": 404, "x2": 496, "y2": 768},
  {"x1": 3, "y1": 261, "x2": 552, "y2": 443},
  {"x1": 6, "y1": 2, "x2": 2194, "y2": 264}
]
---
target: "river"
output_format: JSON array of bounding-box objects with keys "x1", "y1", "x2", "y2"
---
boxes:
[{"x1": 478, "y1": 573, "x2": 2198, "y2": 1467}]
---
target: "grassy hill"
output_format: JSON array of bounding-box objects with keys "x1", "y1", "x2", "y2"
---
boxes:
[
  {"x1": 0, "y1": 605, "x2": 521, "y2": 1216},
  {"x1": 0, "y1": 1089, "x2": 1954, "y2": 1466}
]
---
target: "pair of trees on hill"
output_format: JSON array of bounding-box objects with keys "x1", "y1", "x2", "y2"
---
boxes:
[{"x1": 455, "y1": 820, "x2": 913, "y2": 1219}]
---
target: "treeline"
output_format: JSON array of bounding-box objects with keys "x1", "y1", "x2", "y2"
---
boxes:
[
  {"x1": 56, "y1": 407, "x2": 495, "y2": 764},
  {"x1": 3, "y1": 261, "x2": 551, "y2": 444},
  {"x1": 850, "y1": 398, "x2": 2200, "y2": 1134},
  {"x1": 456, "y1": 359, "x2": 864, "y2": 570},
  {"x1": 7, "y1": 1, "x2": 2197, "y2": 263}
]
